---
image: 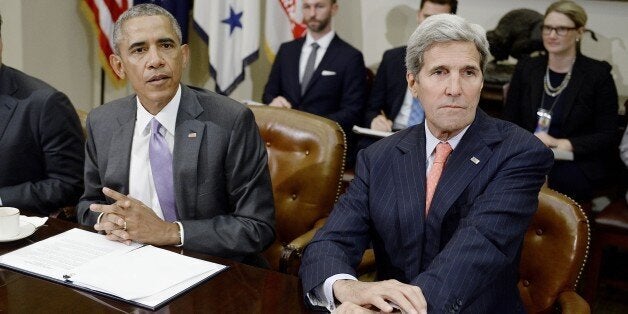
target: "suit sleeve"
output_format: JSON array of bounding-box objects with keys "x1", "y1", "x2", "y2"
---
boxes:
[
  {"x1": 363, "y1": 51, "x2": 392, "y2": 126},
  {"x1": 262, "y1": 45, "x2": 285, "y2": 104},
  {"x1": 76, "y1": 112, "x2": 106, "y2": 225},
  {"x1": 326, "y1": 51, "x2": 367, "y2": 130},
  {"x1": 567, "y1": 62, "x2": 618, "y2": 157},
  {"x1": 412, "y1": 135, "x2": 553, "y2": 311},
  {"x1": 0, "y1": 91, "x2": 84, "y2": 214},
  {"x1": 180, "y1": 108, "x2": 276, "y2": 259},
  {"x1": 300, "y1": 149, "x2": 374, "y2": 293}
]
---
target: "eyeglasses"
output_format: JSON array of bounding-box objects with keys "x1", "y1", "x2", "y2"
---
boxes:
[{"x1": 541, "y1": 25, "x2": 577, "y2": 36}]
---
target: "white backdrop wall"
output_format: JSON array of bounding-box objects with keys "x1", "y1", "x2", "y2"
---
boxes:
[{"x1": 0, "y1": 0, "x2": 626, "y2": 112}]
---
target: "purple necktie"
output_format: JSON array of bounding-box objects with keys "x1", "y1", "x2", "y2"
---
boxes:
[{"x1": 149, "y1": 118, "x2": 177, "y2": 221}]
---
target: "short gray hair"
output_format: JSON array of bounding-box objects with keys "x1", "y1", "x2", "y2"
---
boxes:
[
  {"x1": 112, "y1": 3, "x2": 182, "y2": 55},
  {"x1": 405, "y1": 14, "x2": 489, "y2": 76}
]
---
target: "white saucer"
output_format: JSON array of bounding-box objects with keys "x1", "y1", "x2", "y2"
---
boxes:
[{"x1": 0, "y1": 221, "x2": 36, "y2": 242}]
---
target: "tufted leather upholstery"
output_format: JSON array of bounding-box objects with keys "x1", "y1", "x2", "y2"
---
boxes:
[
  {"x1": 518, "y1": 187, "x2": 590, "y2": 313},
  {"x1": 249, "y1": 105, "x2": 346, "y2": 275}
]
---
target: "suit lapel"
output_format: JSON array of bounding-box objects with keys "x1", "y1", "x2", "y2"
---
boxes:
[
  {"x1": 392, "y1": 125, "x2": 427, "y2": 279},
  {"x1": 530, "y1": 59, "x2": 545, "y2": 115},
  {"x1": 559, "y1": 56, "x2": 584, "y2": 128},
  {"x1": 424, "y1": 112, "x2": 501, "y2": 257},
  {"x1": 173, "y1": 86, "x2": 205, "y2": 220},
  {"x1": 0, "y1": 95, "x2": 17, "y2": 141},
  {"x1": 104, "y1": 98, "x2": 136, "y2": 195}
]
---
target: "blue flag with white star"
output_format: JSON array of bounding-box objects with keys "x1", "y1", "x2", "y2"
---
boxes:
[{"x1": 193, "y1": 0, "x2": 260, "y2": 95}]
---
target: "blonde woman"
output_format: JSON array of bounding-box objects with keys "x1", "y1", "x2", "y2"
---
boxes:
[{"x1": 504, "y1": 0, "x2": 618, "y2": 202}]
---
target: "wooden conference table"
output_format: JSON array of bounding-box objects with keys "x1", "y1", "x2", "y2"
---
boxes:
[{"x1": 0, "y1": 217, "x2": 308, "y2": 313}]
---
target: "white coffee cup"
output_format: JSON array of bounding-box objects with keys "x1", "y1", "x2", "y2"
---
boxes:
[{"x1": 0, "y1": 207, "x2": 20, "y2": 238}]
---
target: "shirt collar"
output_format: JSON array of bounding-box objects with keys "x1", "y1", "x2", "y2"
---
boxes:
[
  {"x1": 304, "y1": 30, "x2": 335, "y2": 50},
  {"x1": 424, "y1": 122, "x2": 470, "y2": 157},
  {"x1": 135, "y1": 84, "x2": 182, "y2": 136}
]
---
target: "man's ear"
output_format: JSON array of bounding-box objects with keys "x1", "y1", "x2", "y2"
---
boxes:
[
  {"x1": 406, "y1": 72, "x2": 417, "y2": 96},
  {"x1": 181, "y1": 44, "x2": 190, "y2": 70},
  {"x1": 109, "y1": 54, "x2": 126, "y2": 79}
]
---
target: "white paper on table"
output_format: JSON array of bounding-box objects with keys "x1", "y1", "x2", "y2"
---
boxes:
[
  {"x1": 0, "y1": 228, "x2": 227, "y2": 309},
  {"x1": 352, "y1": 125, "x2": 394, "y2": 138}
]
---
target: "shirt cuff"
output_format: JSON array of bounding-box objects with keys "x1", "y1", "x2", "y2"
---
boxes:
[
  {"x1": 174, "y1": 221, "x2": 184, "y2": 247},
  {"x1": 306, "y1": 273, "x2": 357, "y2": 311}
]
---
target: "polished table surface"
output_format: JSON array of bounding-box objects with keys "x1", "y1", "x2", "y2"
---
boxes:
[{"x1": 0, "y1": 217, "x2": 309, "y2": 313}]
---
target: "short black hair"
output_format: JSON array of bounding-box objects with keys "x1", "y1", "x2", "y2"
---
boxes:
[{"x1": 420, "y1": 0, "x2": 458, "y2": 14}]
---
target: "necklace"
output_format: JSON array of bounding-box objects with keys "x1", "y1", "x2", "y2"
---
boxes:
[{"x1": 543, "y1": 58, "x2": 575, "y2": 97}]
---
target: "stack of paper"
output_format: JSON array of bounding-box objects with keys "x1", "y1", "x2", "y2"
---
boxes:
[{"x1": 0, "y1": 228, "x2": 227, "y2": 309}]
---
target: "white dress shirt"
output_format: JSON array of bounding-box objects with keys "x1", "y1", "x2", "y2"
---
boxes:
[
  {"x1": 299, "y1": 30, "x2": 336, "y2": 83},
  {"x1": 393, "y1": 89, "x2": 416, "y2": 130},
  {"x1": 310, "y1": 122, "x2": 470, "y2": 311}
]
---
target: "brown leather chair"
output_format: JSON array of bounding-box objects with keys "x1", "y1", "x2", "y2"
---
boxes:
[
  {"x1": 249, "y1": 105, "x2": 346, "y2": 275},
  {"x1": 519, "y1": 187, "x2": 590, "y2": 313}
]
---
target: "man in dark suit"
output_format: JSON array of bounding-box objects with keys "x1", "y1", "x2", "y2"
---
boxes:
[
  {"x1": 0, "y1": 13, "x2": 84, "y2": 215},
  {"x1": 76, "y1": 4, "x2": 275, "y2": 267},
  {"x1": 262, "y1": 0, "x2": 366, "y2": 157},
  {"x1": 364, "y1": 0, "x2": 457, "y2": 133},
  {"x1": 300, "y1": 14, "x2": 553, "y2": 313}
]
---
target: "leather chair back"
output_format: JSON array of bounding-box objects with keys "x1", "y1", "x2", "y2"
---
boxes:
[
  {"x1": 249, "y1": 105, "x2": 346, "y2": 272},
  {"x1": 518, "y1": 187, "x2": 590, "y2": 313}
]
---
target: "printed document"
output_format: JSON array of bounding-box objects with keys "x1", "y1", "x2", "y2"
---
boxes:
[{"x1": 0, "y1": 228, "x2": 227, "y2": 309}]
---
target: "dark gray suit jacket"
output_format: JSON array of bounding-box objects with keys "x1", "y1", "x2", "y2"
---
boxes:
[
  {"x1": 0, "y1": 65, "x2": 84, "y2": 214},
  {"x1": 77, "y1": 85, "x2": 275, "y2": 266},
  {"x1": 300, "y1": 110, "x2": 554, "y2": 313}
]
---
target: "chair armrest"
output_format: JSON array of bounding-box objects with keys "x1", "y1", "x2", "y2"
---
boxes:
[
  {"x1": 557, "y1": 291, "x2": 590, "y2": 314},
  {"x1": 280, "y1": 218, "x2": 327, "y2": 274}
]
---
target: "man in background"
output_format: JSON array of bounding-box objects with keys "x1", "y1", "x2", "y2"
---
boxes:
[
  {"x1": 363, "y1": 0, "x2": 457, "y2": 134},
  {"x1": 77, "y1": 4, "x2": 275, "y2": 267},
  {"x1": 262, "y1": 0, "x2": 366, "y2": 166},
  {"x1": 0, "y1": 13, "x2": 84, "y2": 216},
  {"x1": 300, "y1": 14, "x2": 553, "y2": 313}
]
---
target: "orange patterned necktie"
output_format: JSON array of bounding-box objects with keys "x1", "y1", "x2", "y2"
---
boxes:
[{"x1": 425, "y1": 142, "x2": 453, "y2": 215}]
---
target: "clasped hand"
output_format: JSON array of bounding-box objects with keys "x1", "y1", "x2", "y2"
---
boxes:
[
  {"x1": 90, "y1": 187, "x2": 180, "y2": 246},
  {"x1": 332, "y1": 279, "x2": 427, "y2": 314}
]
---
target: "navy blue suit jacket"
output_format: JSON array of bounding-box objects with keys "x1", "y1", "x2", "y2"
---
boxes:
[
  {"x1": 363, "y1": 46, "x2": 407, "y2": 126},
  {"x1": 262, "y1": 35, "x2": 367, "y2": 130},
  {"x1": 0, "y1": 65, "x2": 84, "y2": 214},
  {"x1": 300, "y1": 110, "x2": 553, "y2": 313}
]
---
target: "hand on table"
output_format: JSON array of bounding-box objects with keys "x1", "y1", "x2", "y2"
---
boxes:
[
  {"x1": 91, "y1": 187, "x2": 181, "y2": 246},
  {"x1": 333, "y1": 279, "x2": 427, "y2": 314},
  {"x1": 534, "y1": 132, "x2": 573, "y2": 151},
  {"x1": 268, "y1": 96, "x2": 292, "y2": 108}
]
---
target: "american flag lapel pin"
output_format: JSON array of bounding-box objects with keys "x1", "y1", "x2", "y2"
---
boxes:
[
  {"x1": 188, "y1": 132, "x2": 197, "y2": 138},
  {"x1": 470, "y1": 157, "x2": 480, "y2": 164}
]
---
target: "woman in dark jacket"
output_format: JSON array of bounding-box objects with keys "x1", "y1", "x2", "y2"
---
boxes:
[{"x1": 504, "y1": 0, "x2": 618, "y2": 201}]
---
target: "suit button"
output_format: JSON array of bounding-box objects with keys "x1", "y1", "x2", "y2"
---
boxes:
[
  {"x1": 536, "y1": 228, "x2": 543, "y2": 235},
  {"x1": 291, "y1": 194, "x2": 297, "y2": 200},
  {"x1": 456, "y1": 299, "x2": 462, "y2": 306},
  {"x1": 523, "y1": 279, "x2": 530, "y2": 286}
]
